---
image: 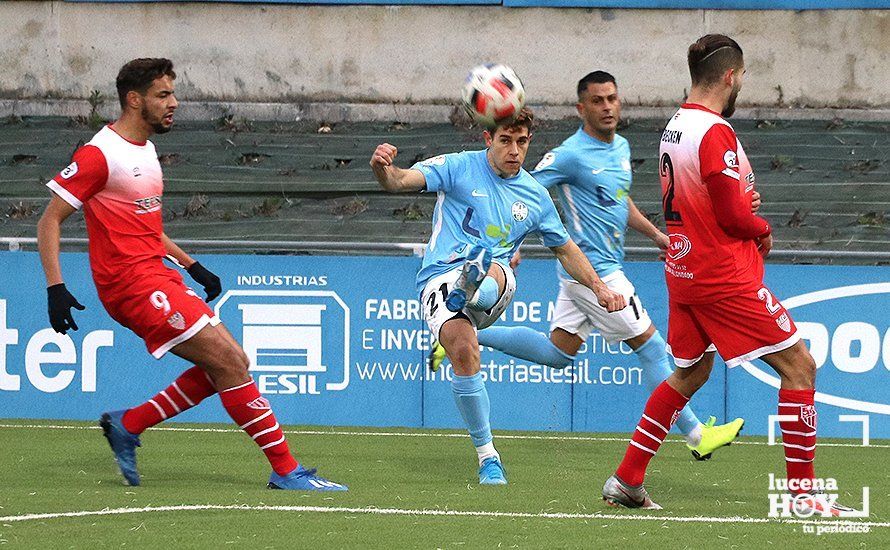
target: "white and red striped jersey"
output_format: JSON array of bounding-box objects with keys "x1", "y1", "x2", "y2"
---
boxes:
[
  {"x1": 659, "y1": 103, "x2": 770, "y2": 304},
  {"x1": 47, "y1": 125, "x2": 168, "y2": 293}
]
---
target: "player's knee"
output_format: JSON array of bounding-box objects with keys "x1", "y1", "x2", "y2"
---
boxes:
[
  {"x1": 447, "y1": 342, "x2": 480, "y2": 372},
  {"x1": 787, "y1": 346, "x2": 817, "y2": 387}
]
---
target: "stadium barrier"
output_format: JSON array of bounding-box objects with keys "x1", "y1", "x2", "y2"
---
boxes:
[{"x1": 0, "y1": 250, "x2": 888, "y2": 439}]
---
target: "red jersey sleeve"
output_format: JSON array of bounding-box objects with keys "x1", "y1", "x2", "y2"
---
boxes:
[
  {"x1": 700, "y1": 124, "x2": 770, "y2": 240},
  {"x1": 46, "y1": 144, "x2": 108, "y2": 209}
]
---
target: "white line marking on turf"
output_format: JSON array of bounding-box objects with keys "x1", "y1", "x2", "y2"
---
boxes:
[
  {"x1": 0, "y1": 504, "x2": 887, "y2": 528},
  {"x1": 0, "y1": 423, "x2": 886, "y2": 449}
]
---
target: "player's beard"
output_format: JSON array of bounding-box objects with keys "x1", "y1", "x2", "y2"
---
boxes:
[
  {"x1": 722, "y1": 83, "x2": 741, "y2": 118},
  {"x1": 142, "y1": 105, "x2": 173, "y2": 134}
]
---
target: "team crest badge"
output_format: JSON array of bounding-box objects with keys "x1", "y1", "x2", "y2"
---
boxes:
[
  {"x1": 247, "y1": 397, "x2": 271, "y2": 410},
  {"x1": 776, "y1": 313, "x2": 791, "y2": 333},
  {"x1": 511, "y1": 201, "x2": 528, "y2": 222},
  {"x1": 800, "y1": 404, "x2": 817, "y2": 430},
  {"x1": 670, "y1": 409, "x2": 681, "y2": 427},
  {"x1": 167, "y1": 312, "x2": 186, "y2": 331}
]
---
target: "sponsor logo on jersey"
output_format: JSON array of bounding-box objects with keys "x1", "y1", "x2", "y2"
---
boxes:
[
  {"x1": 167, "y1": 311, "x2": 186, "y2": 330},
  {"x1": 511, "y1": 201, "x2": 529, "y2": 222},
  {"x1": 132, "y1": 166, "x2": 142, "y2": 178},
  {"x1": 534, "y1": 152, "x2": 556, "y2": 171},
  {"x1": 134, "y1": 195, "x2": 162, "y2": 214},
  {"x1": 420, "y1": 155, "x2": 446, "y2": 167},
  {"x1": 471, "y1": 189, "x2": 488, "y2": 198},
  {"x1": 667, "y1": 233, "x2": 692, "y2": 261},
  {"x1": 60, "y1": 162, "x2": 79, "y2": 179}
]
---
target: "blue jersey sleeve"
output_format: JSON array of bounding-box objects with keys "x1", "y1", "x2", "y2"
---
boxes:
[
  {"x1": 537, "y1": 193, "x2": 570, "y2": 248},
  {"x1": 412, "y1": 153, "x2": 460, "y2": 193},
  {"x1": 530, "y1": 148, "x2": 570, "y2": 189}
]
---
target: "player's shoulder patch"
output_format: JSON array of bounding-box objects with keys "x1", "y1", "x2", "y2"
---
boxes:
[
  {"x1": 59, "y1": 161, "x2": 79, "y2": 180},
  {"x1": 534, "y1": 151, "x2": 557, "y2": 171}
]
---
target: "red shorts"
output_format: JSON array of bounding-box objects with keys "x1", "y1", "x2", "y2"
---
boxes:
[
  {"x1": 100, "y1": 270, "x2": 219, "y2": 359},
  {"x1": 666, "y1": 286, "x2": 800, "y2": 368}
]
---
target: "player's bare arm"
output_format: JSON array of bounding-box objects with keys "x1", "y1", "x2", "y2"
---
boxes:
[
  {"x1": 370, "y1": 143, "x2": 427, "y2": 193},
  {"x1": 551, "y1": 240, "x2": 626, "y2": 312},
  {"x1": 37, "y1": 194, "x2": 85, "y2": 333},
  {"x1": 162, "y1": 233, "x2": 222, "y2": 302},
  {"x1": 627, "y1": 197, "x2": 669, "y2": 251}
]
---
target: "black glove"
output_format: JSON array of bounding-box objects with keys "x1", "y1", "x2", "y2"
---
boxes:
[
  {"x1": 187, "y1": 261, "x2": 222, "y2": 302},
  {"x1": 47, "y1": 283, "x2": 85, "y2": 334}
]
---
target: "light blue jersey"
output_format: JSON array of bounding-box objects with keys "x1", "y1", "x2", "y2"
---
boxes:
[
  {"x1": 531, "y1": 127, "x2": 632, "y2": 279},
  {"x1": 414, "y1": 150, "x2": 570, "y2": 294}
]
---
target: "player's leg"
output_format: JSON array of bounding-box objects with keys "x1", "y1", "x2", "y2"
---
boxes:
[
  {"x1": 172, "y1": 324, "x2": 346, "y2": 491},
  {"x1": 424, "y1": 267, "x2": 509, "y2": 484},
  {"x1": 472, "y1": 278, "x2": 578, "y2": 370},
  {"x1": 445, "y1": 244, "x2": 493, "y2": 312},
  {"x1": 604, "y1": 300, "x2": 713, "y2": 508},
  {"x1": 626, "y1": 323, "x2": 743, "y2": 458},
  {"x1": 119, "y1": 365, "x2": 217, "y2": 435}
]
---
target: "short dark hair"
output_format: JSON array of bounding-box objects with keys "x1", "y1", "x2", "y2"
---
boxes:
[
  {"x1": 491, "y1": 107, "x2": 534, "y2": 137},
  {"x1": 577, "y1": 71, "x2": 617, "y2": 99},
  {"x1": 687, "y1": 34, "x2": 743, "y2": 86},
  {"x1": 116, "y1": 58, "x2": 176, "y2": 108}
]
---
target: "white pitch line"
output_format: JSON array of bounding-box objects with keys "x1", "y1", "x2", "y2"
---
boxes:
[
  {"x1": 0, "y1": 504, "x2": 886, "y2": 528},
  {"x1": 0, "y1": 423, "x2": 886, "y2": 449}
]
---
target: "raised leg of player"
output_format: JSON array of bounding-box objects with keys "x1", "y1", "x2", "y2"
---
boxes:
[
  {"x1": 121, "y1": 365, "x2": 216, "y2": 434},
  {"x1": 759, "y1": 340, "x2": 817, "y2": 491},
  {"x1": 439, "y1": 316, "x2": 505, "y2": 485},
  {"x1": 614, "y1": 353, "x2": 714, "y2": 487},
  {"x1": 476, "y1": 326, "x2": 574, "y2": 369},
  {"x1": 172, "y1": 324, "x2": 299, "y2": 475}
]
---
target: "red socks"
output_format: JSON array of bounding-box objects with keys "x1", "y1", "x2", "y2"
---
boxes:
[
  {"x1": 616, "y1": 381, "x2": 689, "y2": 486},
  {"x1": 779, "y1": 388, "x2": 817, "y2": 493},
  {"x1": 122, "y1": 366, "x2": 216, "y2": 434},
  {"x1": 219, "y1": 380, "x2": 298, "y2": 476}
]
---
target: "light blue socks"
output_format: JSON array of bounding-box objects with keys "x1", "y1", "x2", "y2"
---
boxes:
[
  {"x1": 634, "y1": 331, "x2": 701, "y2": 437},
  {"x1": 476, "y1": 326, "x2": 574, "y2": 369},
  {"x1": 451, "y1": 372, "x2": 493, "y2": 447},
  {"x1": 466, "y1": 277, "x2": 500, "y2": 311}
]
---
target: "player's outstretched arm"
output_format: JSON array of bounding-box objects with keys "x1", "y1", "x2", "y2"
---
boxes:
[
  {"x1": 162, "y1": 233, "x2": 222, "y2": 302},
  {"x1": 370, "y1": 143, "x2": 427, "y2": 193},
  {"x1": 37, "y1": 195, "x2": 85, "y2": 334},
  {"x1": 627, "y1": 197, "x2": 669, "y2": 251},
  {"x1": 551, "y1": 240, "x2": 626, "y2": 312}
]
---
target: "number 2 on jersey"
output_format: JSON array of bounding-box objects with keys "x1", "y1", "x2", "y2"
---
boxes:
[
  {"x1": 660, "y1": 153, "x2": 682, "y2": 224},
  {"x1": 757, "y1": 287, "x2": 781, "y2": 315}
]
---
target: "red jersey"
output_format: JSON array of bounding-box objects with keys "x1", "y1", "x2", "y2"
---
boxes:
[
  {"x1": 659, "y1": 104, "x2": 770, "y2": 304},
  {"x1": 47, "y1": 125, "x2": 171, "y2": 294}
]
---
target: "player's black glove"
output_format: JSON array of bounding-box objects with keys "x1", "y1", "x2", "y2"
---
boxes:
[
  {"x1": 47, "y1": 283, "x2": 85, "y2": 334},
  {"x1": 187, "y1": 261, "x2": 222, "y2": 302}
]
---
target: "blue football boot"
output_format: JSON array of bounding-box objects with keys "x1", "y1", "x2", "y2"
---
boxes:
[
  {"x1": 479, "y1": 456, "x2": 507, "y2": 485},
  {"x1": 99, "y1": 410, "x2": 141, "y2": 486},
  {"x1": 446, "y1": 244, "x2": 492, "y2": 312},
  {"x1": 268, "y1": 464, "x2": 348, "y2": 491}
]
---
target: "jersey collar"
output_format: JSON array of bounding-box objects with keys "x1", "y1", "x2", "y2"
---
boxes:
[
  {"x1": 681, "y1": 103, "x2": 723, "y2": 117},
  {"x1": 107, "y1": 124, "x2": 148, "y2": 146}
]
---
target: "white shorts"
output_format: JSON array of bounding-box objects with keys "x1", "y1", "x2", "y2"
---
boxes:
[
  {"x1": 421, "y1": 262, "x2": 517, "y2": 341},
  {"x1": 549, "y1": 270, "x2": 652, "y2": 344}
]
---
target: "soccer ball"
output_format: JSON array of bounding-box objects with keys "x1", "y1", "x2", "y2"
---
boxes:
[{"x1": 461, "y1": 64, "x2": 526, "y2": 128}]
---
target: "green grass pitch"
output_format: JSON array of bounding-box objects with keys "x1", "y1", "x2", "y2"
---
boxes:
[{"x1": 0, "y1": 420, "x2": 885, "y2": 548}]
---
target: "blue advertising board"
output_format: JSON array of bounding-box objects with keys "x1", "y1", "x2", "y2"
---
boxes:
[{"x1": 0, "y1": 250, "x2": 888, "y2": 439}]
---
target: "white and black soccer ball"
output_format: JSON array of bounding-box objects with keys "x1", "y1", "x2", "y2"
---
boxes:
[{"x1": 460, "y1": 63, "x2": 526, "y2": 128}]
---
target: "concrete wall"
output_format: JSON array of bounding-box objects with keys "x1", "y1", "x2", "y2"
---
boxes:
[{"x1": 2, "y1": 2, "x2": 888, "y2": 110}]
